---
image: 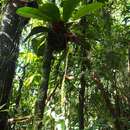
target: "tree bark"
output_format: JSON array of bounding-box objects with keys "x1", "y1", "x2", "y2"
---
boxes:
[
  {"x1": 15, "y1": 64, "x2": 27, "y2": 109},
  {"x1": 0, "y1": 2, "x2": 28, "y2": 129},
  {"x1": 34, "y1": 44, "x2": 53, "y2": 130},
  {"x1": 79, "y1": 0, "x2": 91, "y2": 126},
  {"x1": 79, "y1": 62, "x2": 86, "y2": 130},
  {"x1": 128, "y1": 44, "x2": 130, "y2": 90}
]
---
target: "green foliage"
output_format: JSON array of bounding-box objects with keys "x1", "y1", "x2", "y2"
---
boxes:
[
  {"x1": 126, "y1": 3, "x2": 130, "y2": 10},
  {"x1": 0, "y1": 104, "x2": 8, "y2": 112},
  {"x1": 16, "y1": 7, "x2": 49, "y2": 20},
  {"x1": 16, "y1": 1, "x2": 102, "y2": 23},
  {"x1": 97, "y1": 0, "x2": 108, "y2": 3},
  {"x1": 73, "y1": 2, "x2": 103, "y2": 20},
  {"x1": 9, "y1": 0, "x2": 130, "y2": 129},
  {"x1": 39, "y1": 3, "x2": 61, "y2": 22},
  {"x1": 24, "y1": 26, "x2": 49, "y2": 41},
  {"x1": 31, "y1": 37, "x2": 45, "y2": 56},
  {"x1": 17, "y1": 3, "x2": 61, "y2": 22},
  {"x1": 105, "y1": 51, "x2": 122, "y2": 69},
  {"x1": 63, "y1": 0, "x2": 80, "y2": 22}
]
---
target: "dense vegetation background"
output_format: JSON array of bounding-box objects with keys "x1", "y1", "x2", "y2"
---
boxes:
[{"x1": 0, "y1": 0, "x2": 130, "y2": 130}]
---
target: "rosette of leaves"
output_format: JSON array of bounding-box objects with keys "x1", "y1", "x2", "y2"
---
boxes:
[{"x1": 16, "y1": 0, "x2": 103, "y2": 56}]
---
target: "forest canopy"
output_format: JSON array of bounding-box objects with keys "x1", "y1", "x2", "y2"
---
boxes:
[{"x1": 0, "y1": 0, "x2": 130, "y2": 130}]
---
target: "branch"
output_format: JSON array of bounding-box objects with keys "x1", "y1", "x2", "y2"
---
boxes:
[{"x1": 8, "y1": 115, "x2": 32, "y2": 124}]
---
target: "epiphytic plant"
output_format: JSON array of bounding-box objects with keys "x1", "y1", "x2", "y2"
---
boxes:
[{"x1": 16, "y1": 0, "x2": 103, "y2": 55}]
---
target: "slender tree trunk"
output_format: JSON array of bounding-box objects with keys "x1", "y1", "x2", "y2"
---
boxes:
[
  {"x1": 78, "y1": 0, "x2": 91, "y2": 125},
  {"x1": 128, "y1": 45, "x2": 130, "y2": 88},
  {"x1": 79, "y1": 42, "x2": 90, "y2": 130},
  {"x1": 79, "y1": 62, "x2": 86, "y2": 130},
  {"x1": 34, "y1": 44, "x2": 53, "y2": 130},
  {"x1": 60, "y1": 49, "x2": 69, "y2": 130},
  {"x1": 15, "y1": 64, "x2": 27, "y2": 109},
  {"x1": 0, "y1": 1, "x2": 28, "y2": 129},
  {"x1": 112, "y1": 72, "x2": 123, "y2": 130}
]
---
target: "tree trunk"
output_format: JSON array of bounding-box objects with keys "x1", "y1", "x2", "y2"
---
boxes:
[
  {"x1": 78, "y1": 0, "x2": 91, "y2": 125},
  {"x1": 15, "y1": 64, "x2": 27, "y2": 109},
  {"x1": 112, "y1": 72, "x2": 122, "y2": 130},
  {"x1": 128, "y1": 45, "x2": 130, "y2": 90},
  {"x1": 0, "y1": 2, "x2": 28, "y2": 129},
  {"x1": 79, "y1": 61, "x2": 86, "y2": 130},
  {"x1": 34, "y1": 44, "x2": 53, "y2": 130}
]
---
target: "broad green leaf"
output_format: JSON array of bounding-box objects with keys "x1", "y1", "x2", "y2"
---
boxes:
[
  {"x1": 24, "y1": 26, "x2": 49, "y2": 41},
  {"x1": 16, "y1": 7, "x2": 51, "y2": 21},
  {"x1": 63, "y1": 0, "x2": 80, "y2": 22},
  {"x1": 39, "y1": 3, "x2": 61, "y2": 22},
  {"x1": 73, "y1": 2, "x2": 103, "y2": 20}
]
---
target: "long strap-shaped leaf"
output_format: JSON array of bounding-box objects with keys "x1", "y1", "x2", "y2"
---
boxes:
[
  {"x1": 63, "y1": 0, "x2": 80, "y2": 22},
  {"x1": 17, "y1": 3, "x2": 61, "y2": 22},
  {"x1": 73, "y1": 2, "x2": 103, "y2": 20},
  {"x1": 39, "y1": 3, "x2": 61, "y2": 22},
  {"x1": 16, "y1": 7, "x2": 52, "y2": 21},
  {"x1": 24, "y1": 26, "x2": 49, "y2": 41}
]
